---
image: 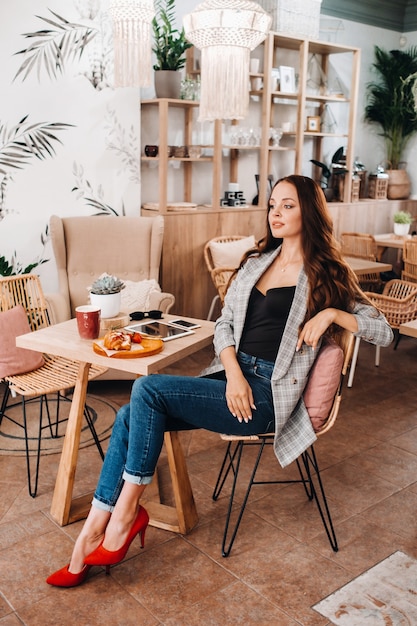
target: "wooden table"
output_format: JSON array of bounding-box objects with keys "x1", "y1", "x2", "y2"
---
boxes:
[
  {"x1": 344, "y1": 256, "x2": 392, "y2": 276},
  {"x1": 374, "y1": 233, "x2": 415, "y2": 262},
  {"x1": 16, "y1": 315, "x2": 214, "y2": 533},
  {"x1": 400, "y1": 319, "x2": 417, "y2": 338}
]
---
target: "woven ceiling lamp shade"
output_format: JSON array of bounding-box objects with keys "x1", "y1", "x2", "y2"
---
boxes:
[
  {"x1": 109, "y1": 0, "x2": 155, "y2": 87},
  {"x1": 183, "y1": 0, "x2": 271, "y2": 121}
]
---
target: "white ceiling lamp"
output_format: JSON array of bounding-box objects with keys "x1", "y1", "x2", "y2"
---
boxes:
[
  {"x1": 109, "y1": 0, "x2": 155, "y2": 87},
  {"x1": 183, "y1": 0, "x2": 271, "y2": 121}
]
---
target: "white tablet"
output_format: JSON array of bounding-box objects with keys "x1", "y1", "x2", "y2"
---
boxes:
[{"x1": 125, "y1": 321, "x2": 195, "y2": 341}]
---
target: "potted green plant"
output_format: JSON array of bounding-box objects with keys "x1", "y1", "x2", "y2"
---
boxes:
[
  {"x1": 364, "y1": 46, "x2": 417, "y2": 199},
  {"x1": 152, "y1": 0, "x2": 192, "y2": 99},
  {"x1": 393, "y1": 210, "x2": 413, "y2": 236},
  {"x1": 89, "y1": 274, "x2": 125, "y2": 319}
]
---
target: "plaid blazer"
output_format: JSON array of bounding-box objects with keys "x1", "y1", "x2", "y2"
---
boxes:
[{"x1": 203, "y1": 247, "x2": 394, "y2": 467}]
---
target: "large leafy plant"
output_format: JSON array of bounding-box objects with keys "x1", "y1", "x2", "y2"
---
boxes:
[
  {"x1": 152, "y1": 0, "x2": 192, "y2": 71},
  {"x1": 364, "y1": 46, "x2": 417, "y2": 169}
]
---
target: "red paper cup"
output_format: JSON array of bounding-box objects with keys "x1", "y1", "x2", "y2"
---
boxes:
[{"x1": 76, "y1": 305, "x2": 101, "y2": 340}]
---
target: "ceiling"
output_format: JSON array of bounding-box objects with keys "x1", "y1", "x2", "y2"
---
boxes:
[{"x1": 321, "y1": 0, "x2": 417, "y2": 32}]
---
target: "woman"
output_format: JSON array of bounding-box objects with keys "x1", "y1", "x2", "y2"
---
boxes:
[{"x1": 47, "y1": 175, "x2": 393, "y2": 587}]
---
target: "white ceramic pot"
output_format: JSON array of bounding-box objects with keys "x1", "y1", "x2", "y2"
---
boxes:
[
  {"x1": 393, "y1": 222, "x2": 410, "y2": 236},
  {"x1": 89, "y1": 292, "x2": 121, "y2": 319}
]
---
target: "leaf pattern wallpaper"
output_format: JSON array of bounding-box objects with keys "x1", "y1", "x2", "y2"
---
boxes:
[{"x1": 0, "y1": 0, "x2": 141, "y2": 291}]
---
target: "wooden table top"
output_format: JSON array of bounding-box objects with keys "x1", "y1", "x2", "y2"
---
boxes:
[
  {"x1": 400, "y1": 319, "x2": 417, "y2": 338},
  {"x1": 374, "y1": 234, "x2": 416, "y2": 249},
  {"x1": 16, "y1": 314, "x2": 215, "y2": 375},
  {"x1": 344, "y1": 256, "x2": 392, "y2": 275}
]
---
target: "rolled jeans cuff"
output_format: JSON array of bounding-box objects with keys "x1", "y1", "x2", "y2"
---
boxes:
[{"x1": 123, "y1": 470, "x2": 154, "y2": 486}]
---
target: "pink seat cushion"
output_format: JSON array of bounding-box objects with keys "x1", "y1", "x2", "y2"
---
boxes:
[
  {"x1": 303, "y1": 339, "x2": 344, "y2": 431},
  {"x1": 0, "y1": 305, "x2": 45, "y2": 378}
]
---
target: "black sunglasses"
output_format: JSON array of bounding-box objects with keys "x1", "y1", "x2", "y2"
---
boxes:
[{"x1": 129, "y1": 310, "x2": 163, "y2": 321}]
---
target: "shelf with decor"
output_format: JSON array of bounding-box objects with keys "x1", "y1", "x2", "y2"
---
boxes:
[
  {"x1": 257, "y1": 32, "x2": 360, "y2": 204},
  {"x1": 140, "y1": 98, "x2": 223, "y2": 213}
]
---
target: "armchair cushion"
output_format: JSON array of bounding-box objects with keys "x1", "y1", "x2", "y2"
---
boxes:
[
  {"x1": 0, "y1": 306, "x2": 45, "y2": 378},
  {"x1": 303, "y1": 339, "x2": 343, "y2": 431},
  {"x1": 209, "y1": 235, "x2": 256, "y2": 269},
  {"x1": 120, "y1": 279, "x2": 161, "y2": 312}
]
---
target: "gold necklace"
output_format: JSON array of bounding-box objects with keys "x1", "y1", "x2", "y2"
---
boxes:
[{"x1": 278, "y1": 258, "x2": 302, "y2": 272}]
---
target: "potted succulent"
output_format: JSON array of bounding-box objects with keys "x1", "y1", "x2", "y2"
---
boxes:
[
  {"x1": 393, "y1": 211, "x2": 413, "y2": 236},
  {"x1": 152, "y1": 0, "x2": 192, "y2": 99},
  {"x1": 89, "y1": 273, "x2": 125, "y2": 319},
  {"x1": 364, "y1": 46, "x2": 417, "y2": 199}
]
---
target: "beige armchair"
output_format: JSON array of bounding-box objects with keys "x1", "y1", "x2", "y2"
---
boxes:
[{"x1": 47, "y1": 214, "x2": 175, "y2": 324}]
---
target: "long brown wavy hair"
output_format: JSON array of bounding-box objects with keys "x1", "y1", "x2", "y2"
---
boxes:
[{"x1": 239, "y1": 175, "x2": 370, "y2": 331}]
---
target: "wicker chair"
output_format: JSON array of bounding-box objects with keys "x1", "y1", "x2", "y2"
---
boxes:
[
  {"x1": 212, "y1": 330, "x2": 355, "y2": 557},
  {"x1": 203, "y1": 235, "x2": 255, "y2": 320},
  {"x1": 0, "y1": 274, "x2": 107, "y2": 497},
  {"x1": 340, "y1": 232, "x2": 383, "y2": 292},
  {"x1": 348, "y1": 279, "x2": 417, "y2": 387},
  {"x1": 402, "y1": 239, "x2": 417, "y2": 283}
]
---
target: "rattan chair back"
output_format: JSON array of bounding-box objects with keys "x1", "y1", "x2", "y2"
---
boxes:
[
  {"x1": 0, "y1": 273, "x2": 107, "y2": 497},
  {"x1": 0, "y1": 273, "x2": 50, "y2": 330},
  {"x1": 365, "y1": 278, "x2": 417, "y2": 329},
  {"x1": 402, "y1": 239, "x2": 417, "y2": 283},
  {"x1": 204, "y1": 236, "x2": 251, "y2": 319},
  {"x1": 340, "y1": 232, "x2": 382, "y2": 291}
]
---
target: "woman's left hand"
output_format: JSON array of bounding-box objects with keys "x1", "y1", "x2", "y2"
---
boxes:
[
  {"x1": 296, "y1": 309, "x2": 336, "y2": 351},
  {"x1": 297, "y1": 307, "x2": 358, "y2": 351}
]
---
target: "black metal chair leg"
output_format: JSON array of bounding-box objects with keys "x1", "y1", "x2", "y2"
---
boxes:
[
  {"x1": 221, "y1": 439, "x2": 267, "y2": 557},
  {"x1": 302, "y1": 446, "x2": 338, "y2": 552},
  {"x1": 212, "y1": 441, "x2": 238, "y2": 501},
  {"x1": 22, "y1": 395, "x2": 44, "y2": 498},
  {"x1": 84, "y1": 403, "x2": 105, "y2": 460}
]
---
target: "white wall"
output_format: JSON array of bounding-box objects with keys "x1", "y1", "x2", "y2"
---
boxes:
[{"x1": 0, "y1": 0, "x2": 141, "y2": 292}]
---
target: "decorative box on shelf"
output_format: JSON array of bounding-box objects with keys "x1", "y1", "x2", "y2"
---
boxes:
[
  {"x1": 368, "y1": 168, "x2": 389, "y2": 200},
  {"x1": 351, "y1": 176, "x2": 361, "y2": 202}
]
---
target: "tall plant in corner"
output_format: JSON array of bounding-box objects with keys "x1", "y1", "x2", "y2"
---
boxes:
[{"x1": 364, "y1": 46, "x2": 417, "y2": 169}]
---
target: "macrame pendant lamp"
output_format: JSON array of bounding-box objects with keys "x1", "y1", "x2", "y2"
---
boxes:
[
  {"x1": 109, "y1": 0, "x2": 155, "y2": 87},
  {"x1": 183, "y1": 0, "x2": 271, "y2": 121}
]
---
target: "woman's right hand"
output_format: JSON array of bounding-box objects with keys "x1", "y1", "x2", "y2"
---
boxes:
[
  {"x1": 225, "y1": 372, "x2": 256, "y2": 423},
  {"x1": 220, "y1": 346, "x2": 256, "y2": 423}
]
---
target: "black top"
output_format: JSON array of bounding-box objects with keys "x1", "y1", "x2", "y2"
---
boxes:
[{"x1": 239, "y1": 285, "x2": 296, "y2": 362}]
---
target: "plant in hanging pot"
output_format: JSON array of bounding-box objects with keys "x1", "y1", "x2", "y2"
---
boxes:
[
  {"x1": 364, "y1": 46, "x2": 417, "y2": 199},
  {"x1": 393, "y1": 211, "x2": 413, "y2": 236},
  {"x1": 88, "y1": 274, "x2": 125, "y2": 319},
  {"x1": 152, "y1": 0, "x2": 192, "y2": 99}
]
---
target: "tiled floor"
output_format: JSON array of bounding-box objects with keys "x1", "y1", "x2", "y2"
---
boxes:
[{"x1": 1, "y1": 338, "x2": 417, "y2": 625}]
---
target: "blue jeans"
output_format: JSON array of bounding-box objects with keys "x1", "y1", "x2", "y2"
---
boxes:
[{"x1": 93, "y1": 352, "x2": 275, "y2": 511}]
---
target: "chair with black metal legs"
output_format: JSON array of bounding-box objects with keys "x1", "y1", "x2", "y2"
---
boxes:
[
  {"x1": 0, "y1": 274, "x2": 107, "y2": 497},
  {"x1": 212, "y1": 330, "x2": 354, "y2": 557}
]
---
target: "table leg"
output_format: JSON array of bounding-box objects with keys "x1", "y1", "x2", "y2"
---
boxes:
[
  {"x1": 141, "y1": 431, "x2": 199, "y2": 534},
  {"x1": 50, "y1": 362, "x2": 90, "y2": 525},
  {"x1": 49, "y1": 367, "x2": 199, "y2": 534}
]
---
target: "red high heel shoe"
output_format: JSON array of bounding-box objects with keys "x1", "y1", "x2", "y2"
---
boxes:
[
  {"x1": 84, "y1": 505, "x2": 149, "y2": 571},
  {"x1": 46, "y1": 564, "x2": 91, "y2": 588}
]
